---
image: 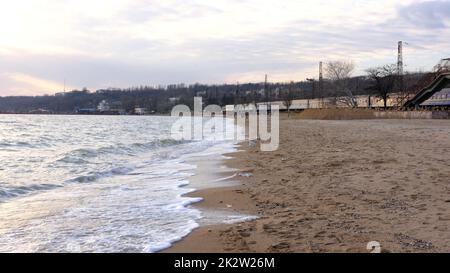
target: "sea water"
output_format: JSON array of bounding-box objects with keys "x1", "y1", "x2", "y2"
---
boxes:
[{"x1": 0, "y1": 115, "x2": 238, "y2": 252}]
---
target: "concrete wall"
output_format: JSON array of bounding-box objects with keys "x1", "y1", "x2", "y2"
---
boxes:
[{"x1": 374, "y1": 111, "x2": 450, "y2": 119}]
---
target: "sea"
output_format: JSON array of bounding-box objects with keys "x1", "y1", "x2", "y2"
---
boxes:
[{"x1": 0, "y1": 115, "x2": 242, "y2": 253}]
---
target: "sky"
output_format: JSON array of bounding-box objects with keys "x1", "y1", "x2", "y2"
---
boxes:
[{"x1": 0, "y1": 0, "x2": 449, "y2": 96}]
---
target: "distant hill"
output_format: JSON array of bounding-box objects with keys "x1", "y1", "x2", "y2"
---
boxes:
[{"x1": 0, "y1": 73, "x2": 426, "y2": 114}]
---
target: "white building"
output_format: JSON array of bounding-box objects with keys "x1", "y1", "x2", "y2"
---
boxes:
[
  {"x1": 97, "y1": 100, "x2": 110, "y2": 112},
  {"x1": 134, "y1": 107, "x2": 147, "y2": 115}
]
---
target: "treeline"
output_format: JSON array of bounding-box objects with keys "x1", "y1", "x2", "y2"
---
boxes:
[
  {"x1": 0, "y1": 82, "x2": 311, "y2": 114},
  {"x1": 0, "y1": 72, "x2": 426, "y2": 114}
]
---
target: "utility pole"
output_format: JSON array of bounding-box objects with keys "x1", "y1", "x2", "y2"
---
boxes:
[
  {"x1": 398, "y1": 41, "x2": 403, "y2": 76},
  {"x1": 398, "y1": 41, "x2": 408, "y2": 95}
]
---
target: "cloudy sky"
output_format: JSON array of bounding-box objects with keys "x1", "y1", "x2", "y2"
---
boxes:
[{"x1": 0, "y1": 0, "x2": 449, "y2": 96}]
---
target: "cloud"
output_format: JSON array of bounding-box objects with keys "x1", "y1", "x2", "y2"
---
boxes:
[
  {"x1": 0, "y1": 72, "x2": 69, "y2": 96},
  {"x1": 0, "y1": 0, "x2": 449, "y2": 96},
  {"x1": 397, "y1": 0, "x2": 450, "y2": 29}
]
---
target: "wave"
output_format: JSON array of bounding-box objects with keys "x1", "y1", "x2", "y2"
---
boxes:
[
  {"x1": 66, "y1": 166, "x2": 134, "y2": 184},
  {"x1": 0, "y1": 141, "x2": 33, "y2": 148},
  {"x1": 56, "y1": 138, "x2": 188, "y2": 163},
  {"x1": 0, "y1": 183, "x2": 63, "y2": 201},
  {"x1": 1, "y1": 139, "x2": 190, "y2": 202},
  {"x1": 0, "y1": 165, "x2": 135, "y2": 202},
  {"x1": 0, "y1": 140, "x2": 52, "y2": 149}
]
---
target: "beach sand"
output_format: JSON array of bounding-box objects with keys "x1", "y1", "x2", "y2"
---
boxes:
[{"x1": 166, "y1": 117, "x2": 450, "y2": 253}]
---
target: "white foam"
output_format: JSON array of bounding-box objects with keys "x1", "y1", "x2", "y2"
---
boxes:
[
  {"x1": 223, "y1": 215, "x2": 260, "y2": 225},
  {"x1": 144, "y1": 221, "x2": 200, "y2": 253}
]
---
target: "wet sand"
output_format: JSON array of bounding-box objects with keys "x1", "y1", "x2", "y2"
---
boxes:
[{"x1": 166, "y1": 118, "x2": 450, "y2": 253}]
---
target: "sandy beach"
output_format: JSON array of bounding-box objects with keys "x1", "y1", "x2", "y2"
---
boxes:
[{"x1": 166, "y1": 117, "x2": 450, "y2": 253}]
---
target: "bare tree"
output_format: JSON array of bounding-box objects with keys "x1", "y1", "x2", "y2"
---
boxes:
[
  {"x1": 366, "y1": 64, "x2": 398, "y2": 109},
  {"x1": 325, "y1": 61, "x2": 357, "y2": 107},
  {"x1": 282, "y1": 82, "x2": 295, "y2": 117}
]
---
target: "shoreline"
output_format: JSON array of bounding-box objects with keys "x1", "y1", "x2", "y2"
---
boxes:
[
  {"x1": 164, "y1": 145, "x2": 265, "y2": 253},
  {"x1": 166, "y1": 117, "x2": 450, "y2": 253}
]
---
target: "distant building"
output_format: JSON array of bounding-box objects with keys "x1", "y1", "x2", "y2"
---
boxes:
[
  {"x1": 421, "y1": 88, "x2": 450, "y2": 107},
  {"x1": 134, "y1": 107, "x2": 147, "y2": 115},
  {"x1": 76, "y1": 108, "x2": 96, "y2": 114},
  {"x1": 110, "y1": 101, "x2": 125, "y2": 114},
  {"x1": 97, "y1": 100, "x2": 110, "y2": 112},
  {"x1": 168, "y1": 97, "x2": 180, "y2": 103},
  {"x1": 29, "y1": 109, "x2": 51, "y2": 114},
  {"x1": 405, "y1": 72, "x2": 450, "y2": 108},
  {"x1": 94, "y1": 100, "x2": 126, "y2": 115}
]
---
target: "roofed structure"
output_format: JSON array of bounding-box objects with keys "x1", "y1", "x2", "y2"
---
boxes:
[{"x1": 404, "y1": 72, "x2": 450, "y2": 108}]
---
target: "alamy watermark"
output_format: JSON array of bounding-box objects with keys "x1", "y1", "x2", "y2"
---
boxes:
[
  {"x1": 367, "y1": 241, "x2": 382, "y2": 253},
  {"x1": 170, "y1": 97, "x2": 279, "y2": 152}
]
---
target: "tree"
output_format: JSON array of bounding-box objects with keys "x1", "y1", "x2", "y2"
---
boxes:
[
  {"x1": 325, "y1": 61, "x2": 357, "y2": 107},
  {"x1": 366, "y1": 64, "x2": 398, "y2": 109},
  {"x1": 282, "y1": 82, "x2": 295, "y2": 117}
]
